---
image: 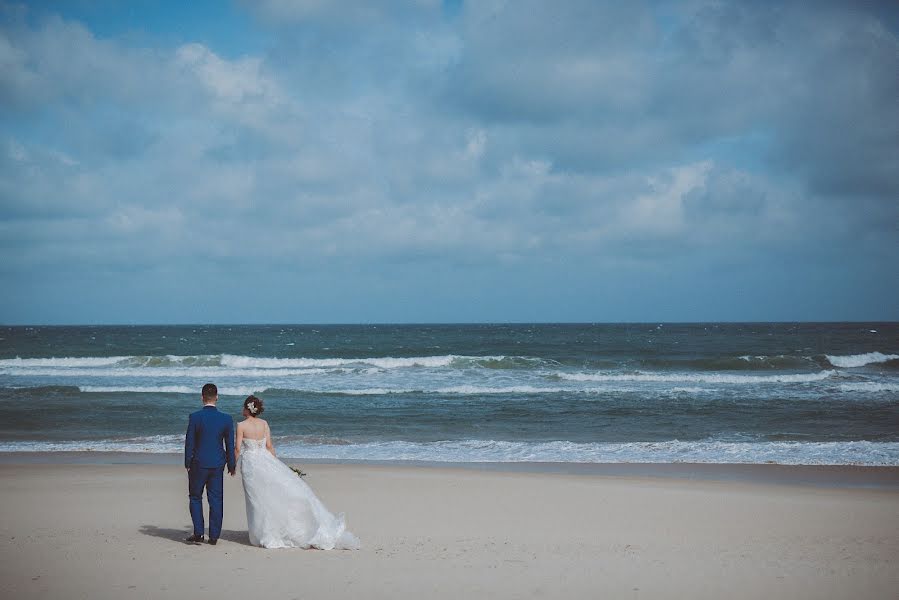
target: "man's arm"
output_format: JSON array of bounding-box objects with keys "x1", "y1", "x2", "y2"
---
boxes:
[
  {"x1": 225, "y1": 417, "x2": 236, "y2": 475},
  {"x1": 184, "y1": 414, "x2": 196, "y2": 469}
]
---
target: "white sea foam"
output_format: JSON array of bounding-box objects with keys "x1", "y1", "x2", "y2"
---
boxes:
[
  {"x1": 68, "y1": 385, "x2": 664, "y2": 396},
  {"x1": 826, "y1": 352, "x2": 899, "y2": 368},
  {"x1": 431, "y1": 385, "x2": 691, "y2": 395},
  {"x1": 0, "y1": 356, "x2": 131, "y2": 367},
  {"x1": 2, "y1": 437, "x2": 897, "y2": 466},
  {"x1": 322, "y1": 388, "x2": 419, "y2": 396},
  {"x1": 0, "y1": 353, "x2": 511, "y2": 372},
  {"x1": 558, "y1": 371, "x2": 835, "y2": 384},
  {"x1": 435, "y1": 385, "x2": 565, "y2": 395},
  {"x1": 75, "y1": 384, "x2": 728, "y2": 396},
  {"x1": 219, "y1": 354, "x2": 521, "y2": 369},
  {"x1": 11, "y1": 380, "x2": 844, "y2": 396},
  {"x1": 78, "y1": 385, "x2": 263, "y2": 396},
  {"x1": 838, "y1": 382, "x2": 899, "y2": 393},
  {"x1": 272, "y1": 439, "x2": 899, "y2": 465},
  {"x1": 0, "y1": 367, "x2": 334, "y2": 379},
  {"x1": 0, "y1": 435, "x2": 183, "y2": 454}
]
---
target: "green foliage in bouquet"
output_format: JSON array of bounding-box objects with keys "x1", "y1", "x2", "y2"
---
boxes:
[{"x1": 289, "y1": 466, "x2": 307, "y2": 478}]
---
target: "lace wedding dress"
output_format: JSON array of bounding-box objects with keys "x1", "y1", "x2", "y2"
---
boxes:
[{"x1": 239, "y1": 437, "x2": 360, "y2": 550}]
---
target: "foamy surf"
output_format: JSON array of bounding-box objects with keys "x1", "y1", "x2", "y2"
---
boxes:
[
  {"x1": 0, "y1": 356, "x2": 132, "y2": 367},
  {"x1": 558, "y1": 371, "x2": 836, "y2": 384},
  {"x1": 1, "y1": 437, "x2": 897, "y2": 466},
  {"x1": 77, "y1": 385, "x2": 264, "y2": 396},
  {"x1": 825, "y1": 352, "x2": 899, "y2": 368},
  {"x1": 0, "y1": 353, "x2": 527, "y2": 374},
  {"x1": 10, "y1": 377, "x2": 895, "y2": 397},
  {"x1": 21, "y1": 382, "x2": 849, "y2": 396},
  {"x1": 2, "y1": 323, "x2": 896, "y2": 468}
]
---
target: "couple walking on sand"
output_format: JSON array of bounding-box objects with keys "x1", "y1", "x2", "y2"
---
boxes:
[{"x1": 184, "y1": 383, "x2": 359, "y2": 549}]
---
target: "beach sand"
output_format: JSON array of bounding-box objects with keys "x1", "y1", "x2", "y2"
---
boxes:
[{"x1": 1, "y1": 458, "x2": 897, "y2": 599}]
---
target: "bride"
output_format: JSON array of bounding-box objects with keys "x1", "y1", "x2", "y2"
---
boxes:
[{"x1": 235, "y1": 395, "x2": 359, "y2": 550}]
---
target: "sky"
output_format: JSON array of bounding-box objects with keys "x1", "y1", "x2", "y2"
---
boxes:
[{"x1": 1, "y1": 0, "x2": 897, "y2": 324}]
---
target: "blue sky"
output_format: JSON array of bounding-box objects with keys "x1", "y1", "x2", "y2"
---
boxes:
[{"x1": 1, "y1": 0, "x2": 897, "y2": 324}]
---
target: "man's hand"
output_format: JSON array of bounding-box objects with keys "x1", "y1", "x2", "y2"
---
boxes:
[{"x1": 229, "y1": 469, "x2": 236, "y2": 477}]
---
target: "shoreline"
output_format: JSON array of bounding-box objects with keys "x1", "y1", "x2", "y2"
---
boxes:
[{"x1": 3, "y1": 450, "x2": 898, "y2": 489}]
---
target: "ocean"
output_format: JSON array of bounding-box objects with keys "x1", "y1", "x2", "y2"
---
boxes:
[{"x1": 1, "y1": 323, "x2": 897, "y2": 465}]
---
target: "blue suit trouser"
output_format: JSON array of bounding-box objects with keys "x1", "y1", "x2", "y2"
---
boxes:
[{"x1": 188, "y1": 465, "x2": 224, "y2": 540}]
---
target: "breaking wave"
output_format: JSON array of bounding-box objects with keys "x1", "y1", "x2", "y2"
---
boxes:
[
  {"x1": 1, "y1": 437, "x2": 897, "y2": 466},
  {"x1": 0, "y1": 353, "x2": 541, "y2": 372},
  {"x1": 558, "y1": 371, "x2": 836, "y2": 384},
  {"x1": 77, "y1": 385, "x2": 263, "y2": 396},
  {"x1": 838, "y1": 382, "x2": 899, "y2": 394},
  {"x1": 825, "y1": 352, "x2": 899, "y2": 368}
]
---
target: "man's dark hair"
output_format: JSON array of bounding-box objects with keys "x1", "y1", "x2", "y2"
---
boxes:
[{"x1": 201, "y1": 383, "x2": 218, "y2": 400}]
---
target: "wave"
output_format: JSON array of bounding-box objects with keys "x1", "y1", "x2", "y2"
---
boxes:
[
  {"x1": 1, "y1": 385, "x2": 81, "y2": 394},
  {"x1": 825, "y1": 352, "x2": 899, "y2": 368},
  {"x1": 4, "y1": 352, "x2": 898, "y2": 375},
  {"x1": 557, "y1": 371, "x2": 836, "y2": 384},
  {"x1": 15, "y1": 381, "x2": 891, "y2": 397},
  {"x1": 1, "y1": 437, "x2": 897, "y2": 466},
  {"x1": 0, "y1": 353, "x2": 536, "y2": 371},
  {"x1": 77, "y1": 385, "x2": 263, "y2": 396},
  {"x1": 641, "y1": 355, "x2": 817, "y2": 371},
  {"x1": 0, "y1": 435, "x2": 184, "y2": 453},
  {"x1": 0, "y1": 355, "x2": 250, "y2": 368},
  {"x1": 0, "y1": 356, "x2": 132, "y2": 367},
  {"x1": 277, "y1": 439, "x2": 899, "y2": 466},
  {"x1": 429, "y1": 385, "x2": 711, "y2": 395},
  {"x1": 435, "y1": 385, "x2": 564, "y2": 395},
  {"x1": 17, "y1": 376, "x2": 895, "y2": 397},
  {"x1": 5, "y1": 352, "x2": 896, "y2": 380},
  {"x1": 14, "y1": 384, "x2": 722, "y2": 396},
  {"x1": 308, "y1": 388, "x2": 421, "y2": 396},
  {"x1": 0, "y1": 366, "x2": 337, "y2": 379},
  {"x1": 838, "y1": 382, "x2": 899, "y2": 394},
  {"x1": 219, "y1": 354, "x2": 469, "y2": 369}
]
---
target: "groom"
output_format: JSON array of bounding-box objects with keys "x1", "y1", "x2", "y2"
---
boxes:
[{"x1": 184, "y1": 383, "x2": 236, "y2": 545}]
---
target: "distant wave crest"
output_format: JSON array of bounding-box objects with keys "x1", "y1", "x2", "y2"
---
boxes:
[
  {"x1": 558, "y1": 371, "x2": 835, "y2": 384},
  {"x1": 5, "y1": 352, "x2": 896, "y2": 375},
  {"x1": 825, "y1": 352, "x2": 899, "y2": 368},
  {"x1": 0, "y1": 353, "x2": 533, "y2": 371}
]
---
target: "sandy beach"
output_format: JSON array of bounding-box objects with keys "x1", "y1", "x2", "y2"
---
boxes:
[{"x1": 0, "y1": 457, "x2": 897, "y2": 599}]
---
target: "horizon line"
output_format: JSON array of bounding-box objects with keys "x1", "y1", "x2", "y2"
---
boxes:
[{"x1": 2, "y1": 320, "x2": 896, "y2": 327}]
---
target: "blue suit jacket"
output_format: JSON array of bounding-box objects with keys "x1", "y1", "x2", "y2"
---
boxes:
[{"x1": 184, "y1": 405, "x2": 236, "y2": 471}]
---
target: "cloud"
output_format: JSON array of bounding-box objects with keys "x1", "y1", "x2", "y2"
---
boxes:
[
  {"x1": 244, "y1": 0, "x2": 442, "y2": 26},
  {"x1": 0, "y1": 1, "x2": 896, "y2": 322}
]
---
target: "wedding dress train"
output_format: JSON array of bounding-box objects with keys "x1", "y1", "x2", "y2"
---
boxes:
[{"x1": 239, "y1": 437, "x2": 360, "y2": 549}]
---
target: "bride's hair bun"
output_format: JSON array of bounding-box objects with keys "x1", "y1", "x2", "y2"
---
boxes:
[{"x1": 244, "y1": 395, "x2": 264, "y2": 416}]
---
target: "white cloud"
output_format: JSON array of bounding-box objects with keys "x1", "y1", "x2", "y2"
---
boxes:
[
  {"x1": 0, "y1": 2, "x2": 896, "y2": 321},
  {"x1": 621, "y1": 161, "x2": 712, "y2": 237},
  {"x1": 173, "y1": 43, "x2": 297, "y2": 138}
]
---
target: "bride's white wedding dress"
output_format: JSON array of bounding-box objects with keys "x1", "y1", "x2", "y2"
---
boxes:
[{"x1": 239, "y1": 437, "x2": 360, "y2": 549}]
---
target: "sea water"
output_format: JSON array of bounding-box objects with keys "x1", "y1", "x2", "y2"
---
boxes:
[{"x1": 1, "y1": 323, "x2": 896, "y2": 465}]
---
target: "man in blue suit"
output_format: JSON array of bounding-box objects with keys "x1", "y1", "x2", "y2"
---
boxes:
[{"x1": 184, "y1": 383, "x2": 236, "y2": 545}]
